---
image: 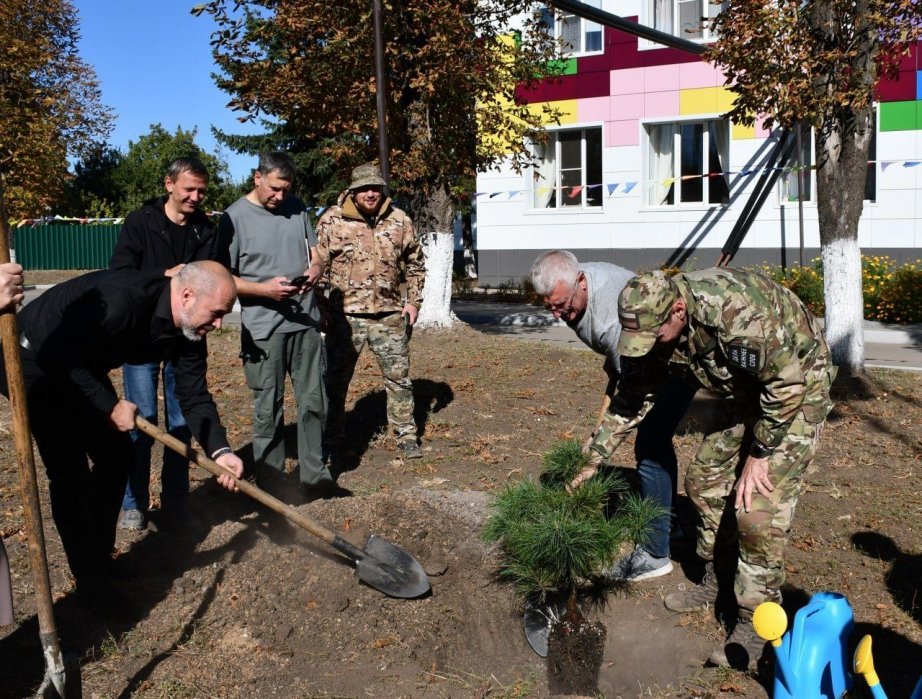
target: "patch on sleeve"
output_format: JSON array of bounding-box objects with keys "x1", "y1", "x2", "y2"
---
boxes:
[{"x1": 725, "y1": 343, "x2": 761, "y2": 372}]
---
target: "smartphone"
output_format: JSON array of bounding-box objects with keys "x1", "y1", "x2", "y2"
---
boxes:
[{"x1": 284, "y1": 275, "x2": 309, "y2": 287}]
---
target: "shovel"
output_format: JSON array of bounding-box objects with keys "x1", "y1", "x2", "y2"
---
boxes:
[
  {"x1": 134, "y1": 417, "x2": 430, "y2": 599},
  {"x1": 0, "y1": 182, "x2": 81, "y2": 697}
]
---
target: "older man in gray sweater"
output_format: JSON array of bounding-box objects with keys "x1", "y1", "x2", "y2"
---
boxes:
[{"x1": 531, "y1": 250, "x2": 696, "y2": 581}]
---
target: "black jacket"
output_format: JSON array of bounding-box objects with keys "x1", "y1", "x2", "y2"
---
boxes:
[
  {"x1": 109, "y1": 196, "x2": 228, "y2": 273},
  {"x1": 17, "y1": 269, "x2": 230, "y2": 455}
]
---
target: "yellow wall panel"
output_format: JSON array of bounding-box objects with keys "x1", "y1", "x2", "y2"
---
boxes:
[
  {"x1": 732, "y1": 123, "x2": 755, "y2": 140},
  {"x1": 680, "y1": 87, "x2": 737, "y2": 116}
]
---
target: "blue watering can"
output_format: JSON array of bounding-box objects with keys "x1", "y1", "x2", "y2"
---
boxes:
[
  {"x1": 755, "y1": 592, "x2": 922, "y2": 698},
  {"x1": 752, "y1": 592, "x2": 854, "y2": 698}
]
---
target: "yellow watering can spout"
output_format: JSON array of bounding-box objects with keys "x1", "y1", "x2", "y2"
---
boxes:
[{"x1": 854, "y1": 635, "x2": 881, "y2": 687}]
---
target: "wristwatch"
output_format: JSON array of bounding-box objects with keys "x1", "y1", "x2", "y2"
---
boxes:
[{"x1": 749, "y1": 440, "x2": 773, "y2": 459}]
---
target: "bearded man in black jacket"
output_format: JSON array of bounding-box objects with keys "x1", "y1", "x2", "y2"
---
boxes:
[{"x1": 0, "y1": 261, "x2": 243, "y2": 598}]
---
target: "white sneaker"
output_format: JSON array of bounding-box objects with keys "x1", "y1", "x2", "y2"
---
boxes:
[
  {"x1": 118, "y1": 509, "x2": 146, "y2": 531},
  {"x1": 604, "y1": 546, "x2": 673, "y2": 582}
]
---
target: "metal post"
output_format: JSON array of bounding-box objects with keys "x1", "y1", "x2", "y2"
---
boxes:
[
  {"x1": 372, "y1": 0, "x2": 390, "y2": 191},
  {"x1": 796, "y1": 123, "x2": 806, "y2": 268}
]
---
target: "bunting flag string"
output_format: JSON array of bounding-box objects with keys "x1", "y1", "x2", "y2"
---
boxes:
[{"x1": 468, "y1": 157, "x2": 922, "y2": 202}]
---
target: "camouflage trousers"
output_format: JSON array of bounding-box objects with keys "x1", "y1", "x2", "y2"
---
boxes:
[
  {"x1": 687, "y1": 403, "x2": 824, "y2": 611},
  {"x1": 324, "y1": 311, "x2": 416, "y2": 442}
]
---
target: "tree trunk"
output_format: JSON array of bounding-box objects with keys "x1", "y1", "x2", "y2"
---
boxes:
[
  {"x1": 815, "y1": 106, "x2": 872, "y2": 375},
  {"x1": 413, "y1": 179, "x2": 458, "y2": 328},
  {"x1": 461, "y1": 212, "x2": 477, "y2": 279}
]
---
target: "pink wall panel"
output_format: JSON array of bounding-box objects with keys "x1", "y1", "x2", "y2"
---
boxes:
[
  {"x1": 755, "y1": 117, "x2": 772, "y2": 139},
  {"x1": 610, "y1": 93, "x2": 644, "y2": 120},
  {"x1": 579, "y1": 96, "x2": 611, "y2": 123},
  {"x1": 608, "y1": 120, "x2": 639, "y2": 147},
  {"x1": 644, "y1": 64, "x2": 680, "y2": 92},
  {"x1": 643, "y1": 90, "x2": 679, "y2": 118},
  {"x1": 611, "y1": 68, "x2": 645, "y2": 95},
  {"x1": 679, "y1": 61, "x2": 721, "y2": 89}
]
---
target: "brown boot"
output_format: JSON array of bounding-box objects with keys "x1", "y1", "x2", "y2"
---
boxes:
[
  {"x1": 709, "y1": 610, "x2": 768, "y2": 670},
  {"x1": 664, "y1": 561, "x2": 718, "y2": 612}
]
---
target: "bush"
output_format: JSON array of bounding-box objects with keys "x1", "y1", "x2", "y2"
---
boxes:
[
  {"x1": 756, "y1": 256, "x2": 920, "y2": 324},
  {"x1": 874, "y1": 263, "x2": 922, "y2": 323},
  {"x1": 760, "y1": 260, "x2": 825, "y2": 317}
]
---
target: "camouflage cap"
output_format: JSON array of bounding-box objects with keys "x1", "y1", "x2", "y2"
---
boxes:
[
  {"x1": 617, "y1": 270, "x2": 678, "y2": 357},
  {"x1": 349, "y1": 163, "x2": 387, "y2": 190}
]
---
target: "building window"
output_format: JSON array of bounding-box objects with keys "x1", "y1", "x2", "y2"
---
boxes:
[
  {"x1": 780, "y1": 115, "x2": 877, "y2": 204},
  {"x1": 533, "y1": 127, "x2": 603, "y2": 209},
  {"x1": 540, "y1": 1, "x2": 603, "y2": 55},
  {"x1": 645, "y1": 120, "x2": 729, "y2": 206},
  {"x1": 645, "y1": 0, "x2": 725, "y2": 42}
]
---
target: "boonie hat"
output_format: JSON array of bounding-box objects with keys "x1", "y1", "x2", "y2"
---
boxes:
[
  {"x1": 617, "y1": 270, "x2": 679, "y2": 357},
  {"x1": 349, "y1": 163, "x2": 387, "y2": 190}
]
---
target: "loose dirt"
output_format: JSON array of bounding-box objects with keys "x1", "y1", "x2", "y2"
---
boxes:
[{"x1": 1, "y1": 323, "x2": 921, "y2": 698}]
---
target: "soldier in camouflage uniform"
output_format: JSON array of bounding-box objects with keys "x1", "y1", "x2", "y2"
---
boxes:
[
  {"x1": 309, "y1": 163, "x2": 426, "y2": 459},
  {"x1": 570, "y1": 268, "x2": 834, "y2": 670}
]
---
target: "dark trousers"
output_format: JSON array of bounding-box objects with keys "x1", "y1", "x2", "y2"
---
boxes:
[{"x1": 0, "y1": 348, "x2": 129, "y2": 588}]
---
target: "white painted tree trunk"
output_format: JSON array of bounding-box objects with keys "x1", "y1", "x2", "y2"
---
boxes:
[
  {"x1": 821, "y1": 238, "x2": 864, "y2": 373},
  {"x1": 416, "y1": 230, "x2": 458, "y2": 328}
]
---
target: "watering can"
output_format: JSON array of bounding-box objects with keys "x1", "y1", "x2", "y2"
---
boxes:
[{"x1": 753, "y1": 592, "x2": 854, "y2": 698}]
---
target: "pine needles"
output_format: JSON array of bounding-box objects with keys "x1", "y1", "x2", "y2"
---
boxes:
[{"x1": 482, "y1": 440, "x2": 665, "y2": 601}]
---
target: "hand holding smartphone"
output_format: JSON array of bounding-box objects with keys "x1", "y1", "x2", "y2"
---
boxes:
[{"x1": 284, "y1": 275, "x2": 310, "y2": 288}]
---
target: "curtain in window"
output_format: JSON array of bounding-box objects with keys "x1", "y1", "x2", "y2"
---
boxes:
[
  {"x1": 533, "y1": 137, "x2": 556, "y2": 209},
  {"x1": 708, "y1": 120, "x2": 730, "y2": 204},
  {"x1": 584, "y1": 0, "x2": 602, "y2": 52},
  {"x1": 649, "y1": 124, "x2": 676, "y2": 205},
  {"x1": 652, "y1": 0, "x2": 673, "y2": 33}
]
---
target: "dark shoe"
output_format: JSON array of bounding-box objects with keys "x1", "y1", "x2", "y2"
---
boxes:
[
  {"x1": 398, "y1": 440, "x2": 423, "y2": 459},
  {"x1": 709, "y1": 611, "x2": 768, "y2": 671},
  {"x1": 664, "y1": 561, "x2": 718, "y2": 612}
]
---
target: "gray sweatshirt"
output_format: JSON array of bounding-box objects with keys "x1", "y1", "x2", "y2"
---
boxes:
[{"x1": 569, "y1": 261, "x2": 635, "y2": 373}]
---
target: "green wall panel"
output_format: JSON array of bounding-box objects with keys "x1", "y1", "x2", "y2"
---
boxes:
[{"x1": 880, "y1": 100, "x2": 918, "y2": 131}]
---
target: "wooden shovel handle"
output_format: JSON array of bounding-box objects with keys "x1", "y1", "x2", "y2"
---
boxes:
[
  {"x1": 134, "y1": 417, "x2": 340, "y2": 549},
  {"x1": 0, "y1": 182, "x2": 65, "y2": 670}
]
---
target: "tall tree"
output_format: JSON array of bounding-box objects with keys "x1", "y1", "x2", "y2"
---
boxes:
[
  {"x1": 196, "y1": 0, "x2": 559, "y2": 326},
  {"x1": 112, "y1": 124, "x2": 243, "y2": 215},
  {"x1": 0, "y1": 0, "x2": 113, "y2": 218},
  {"x1": 707, "y1": 0, "x2": 922, "y2": 374}
]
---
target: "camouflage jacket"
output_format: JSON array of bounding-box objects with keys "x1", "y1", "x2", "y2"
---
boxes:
[
  {"x1": 611, "y1": 268, "x2": 834, "y2": 450},
  {"x1": 314, "y1": 193, "x2": 425, "y2": 314}
]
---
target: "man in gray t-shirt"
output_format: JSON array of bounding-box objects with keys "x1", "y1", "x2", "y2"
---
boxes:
[
  {"x1": 219, "y1": 152, "x2": 337, "y2": 496},
  {"x1": 531, "y1": 250, "x2": 696, "y2": 582}
]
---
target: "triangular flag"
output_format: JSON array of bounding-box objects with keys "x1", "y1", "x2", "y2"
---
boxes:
[
  {"x1": 903, "y1": 161, "x2": 920, "y2": 168},
  {"x1": 508, "y1": 190, "x2": 520, "y2": 198},
  {"x1": 607, "y1": 183, "x2": 618, "y2": 195},
  {"x1": 622, "y1": 182, "x2": 637, "y2": 194}
]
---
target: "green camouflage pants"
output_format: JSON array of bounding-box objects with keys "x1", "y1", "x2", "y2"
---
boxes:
[
  {"x1": 686, "y1": 404, "x2": 824, "y2": 611},
  {"x1": 324, "y1": 311, "x2": 416, "y2": 442}
]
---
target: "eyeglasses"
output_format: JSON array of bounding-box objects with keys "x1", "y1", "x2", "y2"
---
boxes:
[{"x1": 544, "y1": 283, "x2": 578, "y2": 315}]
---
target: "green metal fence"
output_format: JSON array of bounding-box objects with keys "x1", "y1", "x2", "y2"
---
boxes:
[{"x1": 12, "y1": 224, "x2": 120, "y2": 270}]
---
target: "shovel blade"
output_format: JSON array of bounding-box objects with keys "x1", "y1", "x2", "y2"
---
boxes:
[{"x1": 355, "y1": 535, "x2": 430, "y2": 599}]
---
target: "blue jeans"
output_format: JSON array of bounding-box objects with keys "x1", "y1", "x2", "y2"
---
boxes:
[
  {"x1": 121, "y1": 362, "x2": 191, "y2": 514},
  {"x1": 634, "y1": 376, "x2": 697, "y2": 558}
]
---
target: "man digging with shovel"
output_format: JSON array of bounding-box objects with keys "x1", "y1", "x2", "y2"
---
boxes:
[{"x1": 0, "y1": 261, "x2": 244, "y2": 616}]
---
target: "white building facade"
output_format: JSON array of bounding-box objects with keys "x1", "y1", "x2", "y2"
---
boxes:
[{"x1": 474, "y1": 1, "x2": 922, "y2": 285}]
